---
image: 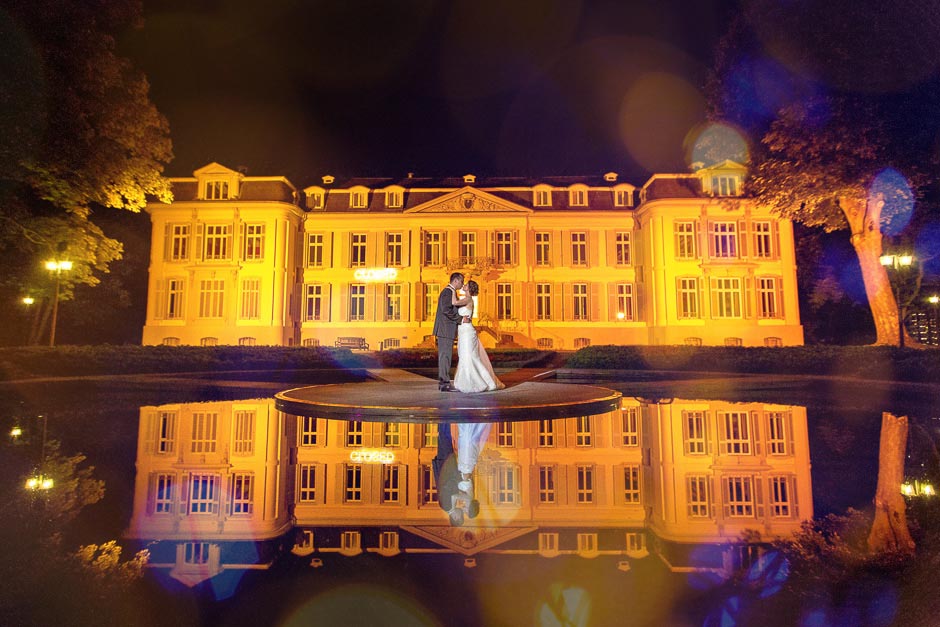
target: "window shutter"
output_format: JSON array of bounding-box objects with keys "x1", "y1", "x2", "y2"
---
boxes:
[
  {"x1": 402, "y1": 282, "x2": 411, "y2": 322},
  {"x1": 755, "y1": 477, "x2": 765, "y2": 518},
  {"x1": 720, "y1": 476, "x2": 730, "y2": 519},
  {"x1": 709, "y1": 476, "x2": 717, "y2": 519},
  {"x1": 163, "y1": 223, "x2": 172, "y2": 261},
  {"x1": 705, "y1": 412, "x2": 714, "y2": 456},
  {"x1": 527, "y1": 283, "x2": 536, "y2": 322},
  {"x1": 791, "y1": 476, "x2": 799, "y2": 518},
  {"x1": 588, "y1": 231, "x2": 600, "y2": 268},
  {"x1": 777, "y1": 277, "x2": 785, "y2": 318},
  {"x1": 524, "y1": 422, "x2": 538, "y2": 449},
  {"x1": 772, "y1": 221, "x2": 781, "y2": 260},
  {"x1": 606, "y1": 230, "x2": 616, "y2": 266},
  {"x1": 195, "y1": 224, "x2": 204, "y2": 261},
  {"x1": 706, "y1": 221, "x2": 715, "y2": 258},
  {"x1": 607, "y1": 283, "x2": 617, "y2": 322},
  {"x1": 366, "y1": 284, "x2": 377, "y2": 322},
  {"x1": 561, "y1": 283, "x2": 572, "y2": 321},
  {"x1": 556, "y1": 230, "x2": 567, "y2": 267},
  {"x1": 744, "y1": 276, "x2": 753, "y2": 319},
  {"x1": 324, "y1": 283, "x2": 332, "y2": 322},
  {"x1": 737, "y1": 220, "x2": 748, "y2": 257},
  {"x1": 339, "y1": 283, "x2": 348, "y2": 321},
  {"x1": 441, "y1": 231, "x2": 449, "y2": 265},
  {"x1": 556, "y1": 465, "x2": 568, "y2": 504},
  {"x1": 146, "y1": 473, "x2": 157, "y2": 515},
  {"x1": 340, "y1": 233, "x2": 350, "y2": 268},
  {"x1": 526, "y1": 229, "x2": 536, "y2": 267},
  {"x1": 144, "y1": 412, "x2": 157, "y2": 453},
  {"x1": 564, "y1": 418, "x2": 578, "y2": 448},
  {"x1": 590, "y1": 282, "x2": 601, "y2": 321},
  {"x1": 595, "y1": 411, "x2": 609, "y2": 448},
  {"x1": 595, "y1": 465, "x2": 607, "y2": 506},
  {"x1": 553, "y1": 282, "x2": 564, "y2": 322},
  {"x1": 239, "y1": 222, "x2": 247, "y2": 261},
  {"x1": 718, "y1": 413, "x2": 728, "y2": 455},
  {"x1": 512, "y1": 230, "x2": 519, "y2": 265},
  {"x1": 635, "y1": 284, "x2": 644, "y2": 323},
  {"x1": 153, "y1": 280, "x2": 166, "y2": 320},
  {"x1": 335, "y1": 463, "x2": 345, "y2": 503},
  {"x1": 750, "y1": 411, "x2": 761, "y2": 456}
]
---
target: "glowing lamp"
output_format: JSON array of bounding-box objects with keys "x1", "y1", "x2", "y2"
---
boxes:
[
  {"x1": 26, "y1": 475, "x2": 54, "y2": 490},
  {"x1": 616, "y1": 312, "x2": 626, "y2": 321},
  {"x1": 10, "y1": 426, "x2": 22, "y2": 438},
  {"x1": 901, "y1": 483, "x2": 915, "y2": 496},
  {"x1": 922, "y1": 483, "x2": 935, "y2": 496},
  {"x1": 928, "y1": 296, "x2": 939, "y2": 305},
  {"x1": 899, "y1": 255, "x2": 913, "y2": 267},
  {"x1": 880, "y1": 255, "x2": 893, "y2": 266},
  {"x1": 22, "y1": 297, "x2": 34, "y2": 305}
]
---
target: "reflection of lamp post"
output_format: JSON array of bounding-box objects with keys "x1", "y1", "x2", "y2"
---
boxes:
[
  {"x1": 929, "y1": 295, "x2": 939, "y2": 346},
  {"x1": 44, "y1": 260, "x2": 73, "y2": 347},
  {"x1": 880, "y1": 253, "x2": 913, "y2": 347},
  {"x1": 24, "y1": 414, "x2": 52, "y2": 491}
]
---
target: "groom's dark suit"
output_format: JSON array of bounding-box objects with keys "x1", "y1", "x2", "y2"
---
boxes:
[{"x1": 433, "y1": 284, "x2": 462, "y2": 389}]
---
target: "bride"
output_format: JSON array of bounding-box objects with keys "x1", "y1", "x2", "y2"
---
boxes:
[{"x1": 452, "y1": 280, "x2": 505, "y2": 393}]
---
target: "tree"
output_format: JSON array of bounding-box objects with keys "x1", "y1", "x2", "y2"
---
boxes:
[
  {"x1": 868, "y1": 412, "x2": 915, "y2": 555},
  {"x1": 0, "y1": 0, "x2": 172, "y2": 342}
]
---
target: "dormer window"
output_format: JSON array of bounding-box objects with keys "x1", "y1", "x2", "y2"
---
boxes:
[
  {"x1": 385, "y1": 187, "x2": 403, "y2": 208},
  {"x1": 604, "y1": 172, "x2": 618, "y2": 182},
  {"x1": 350, "y1": 187, "x2": 369, "y2": 209},
  {"x1": 322, "y1": 175, "x2": 335, "y2": 185},
  {"x1": 569, "y1": 184, "x2": 588, "y2": 207},
  {"x1": 613, "y1": 185, "x2": 633, "y2": 207},
  {"x1": 711, "y1": 175, "x2": 742, "y2": 197},
  {"x1": 308, "y1": 191, "x2": 324, "y2": 210},
  {"x1": 533, "y1": 185, "x2": 552, "y2": 207},
  {"x1": 205, "y1": 180, "x2": 229, "y2": 200},
  {"x1": 463, "y1": 174, "x2": 476, "y2": 184}
]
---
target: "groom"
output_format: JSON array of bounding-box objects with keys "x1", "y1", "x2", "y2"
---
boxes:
[{"x1": 433, "y1": 272, "x2": 464, "y2": 392}]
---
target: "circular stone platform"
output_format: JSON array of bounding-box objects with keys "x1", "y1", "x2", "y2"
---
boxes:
[{"x1": 274, "y1": 381, "x2": 622, "y2": 423}]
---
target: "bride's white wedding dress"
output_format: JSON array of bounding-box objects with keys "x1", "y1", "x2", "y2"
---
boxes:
[{"x1": 453, "y1": 303, "x2": 505, "y2": 393}]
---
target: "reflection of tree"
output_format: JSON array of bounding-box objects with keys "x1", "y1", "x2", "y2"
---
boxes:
[{"x1": 868, "y1": 412, "x2": 915, "y2": 555}]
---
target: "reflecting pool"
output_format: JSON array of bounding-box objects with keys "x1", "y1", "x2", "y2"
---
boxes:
[{"x1": 2, "y1": 371, "x2": 939, "y2": 626}]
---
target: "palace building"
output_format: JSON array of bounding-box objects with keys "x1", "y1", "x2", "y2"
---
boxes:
[{"x1": 142, "y1": 161, "x2": 803, "y2": 349}]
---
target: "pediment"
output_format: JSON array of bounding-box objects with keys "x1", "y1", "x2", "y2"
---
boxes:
[
  {"x1": 405, "y1": 187, "x2": 531, "y2": 214},
  {"x1": 193, "y1": 162, "x2": 240, "y2": 177},
  {"x1": 402, "y1": 525, "x2": 536, "y2": 555}
]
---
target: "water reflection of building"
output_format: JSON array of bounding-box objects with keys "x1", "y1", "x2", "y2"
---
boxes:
[
  {"x1": 142, "y1": 161, "x2": 804, "y2": 349},
  {"x1": 127, "y1": 397, "x2": 811, "y2": 583}
]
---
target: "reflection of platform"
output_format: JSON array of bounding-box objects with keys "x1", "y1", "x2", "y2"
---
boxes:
[{"x1": 275, "y1": 381, "x2": 622, "y2": 422}]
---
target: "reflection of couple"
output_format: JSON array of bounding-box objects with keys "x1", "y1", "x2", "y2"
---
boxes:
[
  {"x1": 434, "y1": 272, "x2": 505, "y2": 393},
  {"x1": 432, "y1": 422, "x2": 491, "y2": 526}
]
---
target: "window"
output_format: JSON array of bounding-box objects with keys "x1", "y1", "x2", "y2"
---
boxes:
[
  {"x1": 767, "y1": 412, "x2": 789, "y2": 455},
  {"x1": 576, "y1": 465, "x2": 594, "y2": 503},
  {"x1": 494, "y1": 465, "x2": 519, "y2": 505},
  {"x1": 379, "y1": 531, "x2": 399, "y2": 551},
  {"x1": 200, "y1": 337, "x2": 218, "y2": 347},
  {"x1": 725, "y1": 476, "x2": 755, "y2": 517},
  {"x1": 497, "y1": 283, "x2": 513, "y2": 320},
  {"x1": 243, "y1": 224, "x2": 264, "y2": 261},
  {"x1": 238, "y1": 337, "x2": 255, "y2": 346},
  {"x1": 189, "y1": 474, "x2": 219, "y2": 514},
  {"x1": 687, "y1": 475, "x2": 711, "y2": 518},
  {"x1": 615, "y1": 232, "x2": 631, "y2": 265},
  {"x1": 165, "y1": 279, "x2": 185, "y2": 319},
  {"x1": 424, "y1": 231, "x2": 443, "y2": 265},
  {"x1": 308, "y1": 191, "x2": 324, "y2": 209},
  {"x1": 685, "y1": 411, "x2": 707, "y2": 455},
  {"x1": 569, "y1": 186, "x2": 587, "y2": 207},
  {"x1": 351, "y1": 233, "x2": 367, "y2": 267},
  {"x1": 711, "y1": 277, "x2": 742, "y2": 318},
  {"x1": 307, "y1": 234, "x2": 324, "y2": 267},
  {"x1": 534, "y1": 187, "x2": 551, "y2": 207},
  {"x1": 298, "y1": 464, "x2": 317, "y2": 502},
  {"x1": 191, "y1": 412, "x2": 218, "y2": 453},
  {"x1": 382, "y1": 465, "x2": 402, "y2": 503},
  {"x1": 539, "y1": 533, "x2": 559, "y2": 552},
  {"x1": 349, "y1": 284, "x2": 366, "y2": 321},
  {"x1": 386, "y1": 189, "x2": 402, "y2": 208},
  {"x1": 616, "y1": 283, "x2": 634, "y2": 321},
  {"x1": 573, "y1": 283, "x2": 588, "y2": 320},
  {"x1": 711, "y1": 175, "x2": 739, "y2": 196},
  {"x1": 350, "y1": 190, "x2": 368, "y2": 209},
  {"x1": 574, "y1": 337, "x2": 591, "y2": 349},
  {"x1": 497, "y1": 422, "x2": 515, "y2": 447},
  {"x1": 537, "y1": 337, "x2": 553, "y2": 349},
  {"x1": 765, "y1": 337, "x2": 783, "y2": 347},
  {"x1": 753, "y1": 222, "x2": 773, "y2": 258},
  {"x1": 614, "y1": 188, "x2": 632, "y2": 207},
  {"x1": 153, "y1": 473, "x2": 175, "y2": 513},
  {"x1": 725, "y1": 337, "x2": 743, "y2": 347},
  {"x1": 341, "y1": 531, "x2": 361, "y2": 551},
  {"x1": 421, "y1": 464, "x2": 438, "y2": 504},
  {"x1": 576, "y1": 416, "x2": 592, "y2": 446},
  {"x1": 577, "y1": 533, "x2": 597, "y2": 552},
  {"x1": 535, "y1": 232, "x2": 551, "y2": 266},
  {"x1": 203, "y1": 224, "x2": 232, "y2": 260},
  {"x1": 424, "y1": 283, "x2": 440, "y2": 320},
  {"x1": 154, "y1": 411, "x2": 176, "y2": 454},
  {"x1": 344, "y1": 464, "x2": 362, "y2": 502},
  {"x1": 384, "y1": 422, "x2": 401, "y2": 447},
  {"x1": 184, "y1": 542, "x2": 210, "y2": 564},
  {"x1": 162, "y1": 337, "x2": 180, "y2": 346},
  {"x1": 538, "y1": 466, "x2": 556, "y2": 503},
  {"x1": 626, "y1": 533, "x2": 646, "y2": 552},
  {"x1": 304, "y1": 284, "x2": 324, "y2": 321},
  {"x1": 684, "y1": 337, "x2": 703, "y2": 346},
  {"x1": 198, "y1": 279, "x2": 225, "y2": 318},
  {"x1": 385, "y1": 284, "x2": 402, "y2": 321},
  {"x1": 299, "y1": 416, "x2": 319, "y2": 446},
  {"x1": 167, "y1": 224, "x2": 190, "y2": 261},
  {"x1": 623, "y1": 465, "x2": 640, "y2": 504},
  {"x1": 230, "y1": 473, "x2": 253, "y2": 514},
  {"x1": 460, "y1": 232, "x2": 475, "y2": 263},
  {"x1": 232, "y1": 410, "x2": 254, "y2": 455},
  {"x1": 538, "y1": 420, "x2": 555, "y2": 447},
  {"x1": 758, "y1": 277, "x2": 780, "y2": 319},
  {"x1": 621, "y1": 407, "x2": 639, "y2": 446},
  {"x1": 675, "y1": 221, "x2": 697, "y2": 259},
  {"x1": 346, "y1": 420, "x2": 363, "y2": 447},
  {"x1": 571, "y1": 232, "x2": 587, "y2": 266},
  {"x1": 240, "y1": 278, "x2": 260, "y2": 319},
  {"x1": 386, "y1": 233, "x2": 403, "y2": 266},
  {"x1": 205, "y1": 180, "x2": 229, "y2": 199},
  {"x1": 302, "y1": 338, "x2": 320, "y2": 347},
  {"x1": 721, "y1": 411, "x2": 751, "y2": 455},
  {"x1": 677, "y1": 278, "x2": 699, "y2": 319},
  {"x1": 710, "y1": 222, "x2": 738, "y2": 258},
  {"x1": 495, "y1": 231, "x2": 515, "y2": 265},
  {"x1": 770, "y1": 476, "x2": 792, "y2": 517},
  {"x1": 536, "y1": 283, "x2": 552, "y2": 320},
  {"x1": 423, "y1": 426, "x2": 438, "y2": 448}
]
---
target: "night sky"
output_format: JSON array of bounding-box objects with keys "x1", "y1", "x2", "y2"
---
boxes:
[{"x1": 121, "y1": 0, "x2": 737, "y2": 186}]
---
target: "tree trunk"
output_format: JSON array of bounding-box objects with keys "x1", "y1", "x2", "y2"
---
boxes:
[
  {"x1": 842, "y1": 196, "x2": 911, "y2": 346},
  {"x1": 867, "y1": 412, "x2": 915, "y2": 555}
]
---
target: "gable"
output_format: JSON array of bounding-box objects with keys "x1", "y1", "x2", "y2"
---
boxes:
[
  {"x1": 402, "y1": 525, "x2": 537, "y2": 555},
  {"x1": 405, "y1": 187, "x2": 532, "y2": 214}
]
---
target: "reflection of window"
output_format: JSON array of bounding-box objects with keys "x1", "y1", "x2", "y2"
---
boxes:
[
  {"x1": 576, "y1": 416, "x2": 592, "y2": 446},
  {"x1": 155, "y1": 411, "x2": 176, "y2": 454},
  {"x1": 423, "y1": 425, "x2": 438, "y2": 448},
  {"x1": 344, "y1": 464, "x2": 362, "y2": 502},
  {"x1": 384, "y1": 422, "x2": 401, "y2": 447},
  {"x1": 576, "y1": 465, "x2": 594, "y2": 504},
  {"x1": 494, "y1": 464, "x2": 520, "y2": 505},
  {"x1": 230, "y1": 473, "x2": 253, "y2": 514},
  {"x1": 341, "y1": 531, "x2": 361, "y2": 550},
  {"x1": 621, "y1": 408, "x2": 638, "y2": 446},
  {"x1": 687, "y1": 475, "x2": 711, "y2": 518},
  {"x1": 538, "y1": 420, "x2": 554, "y2": 447},
  {"x1": 379, "y1": 531, "x2": 399, "y2": 551},
  {"x1": 538, "y1": 466, "x2": 556, "y2": 503},
  {"x1": 153, "y1": 473, "x2": 175, "y2": 513},
  {"x1": 721, "y1": 411, "x2": 751, "y2": 454},
  {"x1": 535, "y1": 232, "x2": 551, "y2": 266},
  {"x1": 191, "y1": 412, "x2": 218, "y2": 453},
  {"x1": 623, "y1": 465, "x2": 640, "y2": 504},
  {"x1": 539, "y1": 533, "x2": 558, "y2": 552},
  {"x1": 767, "y1": 412, "x2": 789, "y2": 455},
  {"x1": 577, "y1": 533, "x2": 597, "y2": 552},
  {"x1": 298, "y1": 464, "x2": 317, "y2": 502},
  {"x1": 184, "y1": 542, "x2": 210, "y2": 564},
  {"x1": 299, "y1": 416, "x2": 318, "y2": 446},
  {"x1": 382, "y1": 465, "x2": 401, "y2": 503},
  {"x1": 232, "y1": 410, "x2": 255, "y2": 455},
  {"x1": 497, "y1": 422, "x2": 515, "y2": 447},
  {"x1": 684, "y1": 411, "x2": 707, "y2": 455},
  {"x1": 421, "y1": 464, "x2": 437, "y2": 504},
  {"x1": 724, "y1": 476, "x2": 754, "y2": 517},
  {"x1": 189, "y1": 474, "x2": 219, "y2": 514},
  {"x1": 346, "y1": 421, "x2": 362, "y2": 447}
]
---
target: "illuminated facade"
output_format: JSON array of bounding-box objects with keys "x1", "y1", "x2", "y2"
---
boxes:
[
  {"x1": 143, "y1": 161, "x2": 803, "y2": 348},
  {"x1": 127, "y1": 395, "x2": 811, "y2": 583}
]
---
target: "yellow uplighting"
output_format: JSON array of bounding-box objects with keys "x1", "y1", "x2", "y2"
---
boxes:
[{"x1": 349, "y1": 449, "x2": 395, "y2": 464}]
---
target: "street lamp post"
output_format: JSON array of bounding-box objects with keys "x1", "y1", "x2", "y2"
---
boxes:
[
  {"x1": 880, "y1": 253, "x2": 914, "y2": 348},
  {"x1": 44, "y1": 260, "x2": 73, "y2": 347}
]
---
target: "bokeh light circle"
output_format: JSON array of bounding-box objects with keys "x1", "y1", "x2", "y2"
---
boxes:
[
  {"x1": 869, "y1": 168, "x2": 914, "y2": 236},
  {"x1": 684, "y1": 121, "x2": 750, "y2": 169}
]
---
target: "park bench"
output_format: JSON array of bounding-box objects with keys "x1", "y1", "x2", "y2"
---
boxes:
[{"x1": 334, "y1": 336, "x2": 369, "y2": 350}]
